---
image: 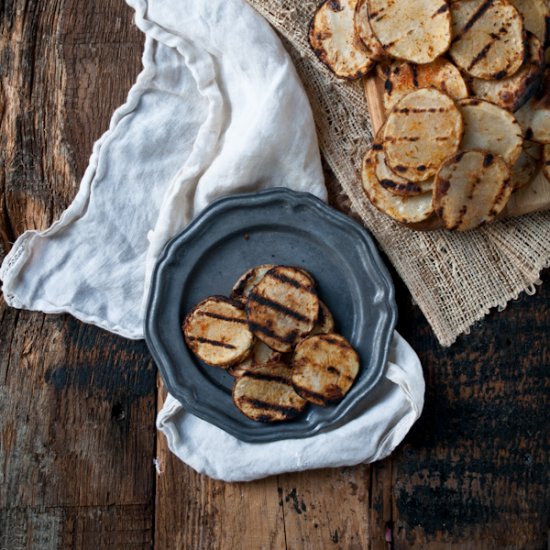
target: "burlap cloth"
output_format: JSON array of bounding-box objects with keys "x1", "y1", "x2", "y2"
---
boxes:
[{"x1": 245, "y1": 0, "x2": 550, "y2": 347}]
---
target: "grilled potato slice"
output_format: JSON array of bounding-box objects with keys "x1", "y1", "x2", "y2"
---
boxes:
[
  {"x1": 354, "y1": 0, "x2": 386, "y2": 60},
  {"x1": 292, "y1": 334, "x2": 360, "y2": 406},
  {"x1": 434, "y1": 150, "x2": 513, "y2": 231},
  {"x1": 247, "y1": 266, "x2": 319, "y2": 352},
  {"x1": 543, "y1": 145, "x2": 550, "y2": 183},
  {"x1": 469, "y1": 33, "x2": 544, "y2": 112},
  {"x1": 309, "y1": 0, "x2": 376, "y2": 80},
  {"x1": 367, "y1": 0, "x2": 451, "y2": 64},
  {"x1": 310, "y1": 300, "x2": 336, "y2": 335},
  {"x1": 378, "y1": 58, "x2": 469, "y2": 114},
  {"x1": 233, "y1": 362, "x2": 307, "y2": 422},
  {"x1": 450, "y1": 0, "x2": 525, "y2": 81},
  {"x1": 515, "y1": 72, "x2": 550, "y2": 144},
  {"x1": 458, "y1": 99, "x2": 524, "y2": 166},
  {"x1": 227, "y1": 340, "x2": 282, "y2": 378},
  {"x1": 384, "y1": 88, "x2": 463, "y2": 182},
  {"x1": 183, "y1": 296, "x2": 254, "y2": 367},
  {"x1": 371, "y1": 125, "x2": 433, "y2": 196},
  {"x1": 509, "y1": 0, "x2": 550, "y2": 48},
  {"x1": 362, "y1": 144, "x2": 435, "y2": 224},
  {"x1": 511, "y1": 140, "x2": 542, "y2": 190},
  {"x1": 231, "y1": 264, "x2": 276, "y2": 304}
]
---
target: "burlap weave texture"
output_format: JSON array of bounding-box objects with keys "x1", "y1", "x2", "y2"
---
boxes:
[{"x1": 246, "y1": 0, "x2": 550, "y2": 346}]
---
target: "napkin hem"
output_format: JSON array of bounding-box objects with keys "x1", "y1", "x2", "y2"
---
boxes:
[
  {"x1": 156, "y1": 331, "x2": 425, "y2": 482},
  {"x1": 0, "y1": 40, "x2": 158, "y2": 340}
]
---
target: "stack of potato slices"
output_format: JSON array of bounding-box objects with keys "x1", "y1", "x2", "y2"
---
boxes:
[
  {"x1": 183, "y1": 265, "x2": 360, "y2": 423},
  {"x1": 309, "y1": 0, "x2": 550, "y2": 231}
]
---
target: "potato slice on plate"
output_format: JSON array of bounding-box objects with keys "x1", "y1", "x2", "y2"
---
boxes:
[
  {"x1": 377, "y1": 58, "x2": 469, "y2": 114},
  {"x1": 469, "y1": 33, "x2": 544, "y2": 112},
  {"x1": 233, "y1": 362, "x2": 307, "y2": 422},
  {"x1": 511, "y1": 140, "x2": 542, "y2": 190},
  {"x1": 367, "y1": 0, "x2": 451, "y2": 64},
  {"x1": 183, "y1": 296, "x2": 254, "y2": 367},
  {"x1": 450, "y1": 0, "x2": 525, "y2": 80},
  {"x1": 509, "y1": 0, "x2": 550, "y2": 48},
  {"x1": 543, "y1": 145, "x2": 550, "y2": 183},
  {"x1": 310, "y1": 300, "x2": 336, "y2": 336},
  {"x1": 384, "y1": 88, "x2": 463, "y2": 182},
  {"x1": 231, "y1": 264, "x2": 276, "y2": 304},
  {"x1": 434, "y1": 150, "x2": 513, "y2": 231},
  {"x1": 309, "y1": 0, "x2": 375, "y2": 79},
  {"x1": 354, "y1": 0, "x2": 385, "y2": 60},
  {"x1": 227, "y1": 340, "x2": 282, "y2": 378},
  {"x1": 292, "y1": 334, "x2": 360, "y2": 406},
  {"x1": 247, "y1": 266, "x2": 319, "y2": 352},
  {"x1": 458, "y1": 99, "x2": 523, "y2": 166},
  {"x1": 362, "y1": 144, "x2": 435, "y2": 224}
]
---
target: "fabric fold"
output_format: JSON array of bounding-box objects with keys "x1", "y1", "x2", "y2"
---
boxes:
[
  {"x1": 157, "y1": 332, "x2": 424, "y2": 482},
  {"x1": 0, "y1": 0, "x2": 424, "y2": 480},
  {"x1": 0, "y1": 0, "x2": 326, "y2": 339}
]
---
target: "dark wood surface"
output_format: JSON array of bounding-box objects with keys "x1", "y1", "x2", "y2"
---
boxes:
[{"x1": 1, "y1": 1, "x2": 548, "y2": 548}]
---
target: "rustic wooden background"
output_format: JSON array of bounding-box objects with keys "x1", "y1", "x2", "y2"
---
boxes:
[{"x1": 1, "y1": 1, "x2": 548, "y2": 548}]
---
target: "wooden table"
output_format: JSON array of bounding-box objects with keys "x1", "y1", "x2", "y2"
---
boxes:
[{"x1": 1, "y1": 1, "x2": 548, "y2": 548}]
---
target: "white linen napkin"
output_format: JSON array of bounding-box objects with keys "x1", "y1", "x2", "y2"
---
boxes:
[
  {"x1": 157, "y1": 332, "x2": 424, "y2": 482},
  {"x1": 0, "y1": 0, "x2": 425, "y2": 479},
  {"x1": 0, "y1": 0, "x2": 325, "y2": 337}
]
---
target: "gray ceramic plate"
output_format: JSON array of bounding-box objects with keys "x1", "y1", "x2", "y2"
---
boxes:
[{"x1": 145, "y1": 188, "x2": 396, "y2": 443}]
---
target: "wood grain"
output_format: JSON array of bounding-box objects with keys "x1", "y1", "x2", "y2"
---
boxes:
[
  {"x1": 363, "y1": 74, "x2": 550, "y2": 221},
  {"x1": 0, "y1": 1, "x2": 155, "y2": 548},
  {"x1": 154, "y1": 386, "x2": 286, "y2": 550},
  {"x1": 1, "y1": 1, "x2": 549, "y2": 548},
  {"x1": 386, "y1": 270, "x2": 550, "y2": 549}
]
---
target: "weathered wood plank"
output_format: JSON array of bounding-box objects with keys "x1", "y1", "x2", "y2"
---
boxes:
[
  {"x1": 0, "y1": 300, "x2": 157, "y2": 548},
  {"x1": 374, "y1": 271, "x2": 550, "y2": 549},
  {"x1": 277, "y1": 467, "x2": 370, "y2": 549},
  {"x1": 0, "y1": 505, "x2": 153, "y2": 549},
  {"x1": 154, "y1": 385, "x2": 286, "y2": 550},
  {"x1": 0, "y1": 1, "x2": 154, "y2": 548}
]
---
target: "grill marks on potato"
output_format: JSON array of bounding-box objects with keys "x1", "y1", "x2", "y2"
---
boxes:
[
  {"x1": 227, "y1": 340, "x2": 282, "y2": 378},
  {"x1": 247, "y1": 266, "x2": 319, "y2": 352},
  {"x1": 511, "y1": 140, "x2": 542, "y2": 190},
  {"x1": 310, "y1": 300, "x2": 336, "y2": 336},
  {"x1": 515, "y1": 80, "x2": 550, "y2": 144},
  {"x1": 543, "y1": 145, "x2": 550, "y2": 183},
  {"x1": 374, "y1": 138, "x2": 434, "y2": 196},
  {"x1": 434, "y1": 150, "x2": 512, "y2": 231},
  {"x1": 233, "y1": 362, "x2": 307, "y2": 422},
  {"x1": 384, "y1": 89, "x2": 463, "y2": 182},
  {"x1": 309, "y1": 0, "x2": 376, "y2": 79},
  {"x1": 355, "y1": 0, "x2": 386, "y2": 60},
  {"x1": 292, "y1": 334, "x2": 360, "y2": 406},
  {"x1": 185, "y1": 267, "x2": 362, "y2": 423},
  {"x1": 450, "y1": 0, "x2": 525, "y2": 80},
  {"x1": 509, "y1": 0, "x2": 550, "y2": 48},
  {"x1": 367, "y1": 0, "x2": 452, "y2": 64},
  {"x1": 469, "y1": 33, "x2": 544, "y2": 112},
  {"x1": 183, "y1": 297, "x2": 254, "y2": 367},
  {"x1": 378, "y1": 58, "x2": 469, "y2": 113},
  {"x1": 362, "y1": 143, "x2": 435, "y2": 224},
  {"x1": 458, "y1": 99, "x2": 524, "y2": 166},
  {"x1": 231, "y1": 264, "x2": 275, "y2": 304}
]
